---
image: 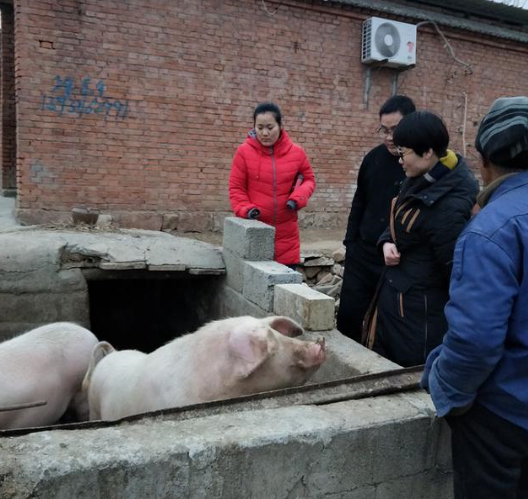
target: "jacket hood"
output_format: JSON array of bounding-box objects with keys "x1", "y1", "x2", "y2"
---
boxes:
[{"x1": 245, "y1": 129, "x2": 294, "y2": 157}]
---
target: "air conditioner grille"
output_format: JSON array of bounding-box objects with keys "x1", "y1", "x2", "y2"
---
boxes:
[
  {"x1": 362, "y1": 18, "x2": 372, "y2": 61},
  {"x1": 375, "y1": 22, "x2": 401, "y2": 58}
]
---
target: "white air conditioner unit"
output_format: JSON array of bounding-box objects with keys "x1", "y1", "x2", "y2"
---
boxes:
[{"x1": 361, "y1": 17, "x2": 417, "y2": 68}]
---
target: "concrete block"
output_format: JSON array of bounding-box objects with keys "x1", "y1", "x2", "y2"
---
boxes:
[
  {"x1": 274, "y1": 283, "x2": 335, "y2": 331},
  {"x1": 222, "y1": 249, "x2": 245, "y2": 292},
  {"x1": 216, "y1": 284, "x2": 269, "y2": 319},
  {"x1": 243, "y1": 261, "x2": 302, "y2": 311},
  {"x1": 222, "y1": 217, "x2": 275, "y2": 261}
]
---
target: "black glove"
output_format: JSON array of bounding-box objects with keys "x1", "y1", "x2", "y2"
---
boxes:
[
  {"x1": 247, "y1": 208, "x2": 260, "y2": 219},
  {"x1": 286, "y1": 200, "x2": 297, "y2": 210}
]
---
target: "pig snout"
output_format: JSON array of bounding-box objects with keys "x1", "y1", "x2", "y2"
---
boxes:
[
  {"x1": 314, "y1": 337, "x2": 326, "y2": 363},
  {"x1": 298, "y1": 337, "x2": 326, "y2": 368}
]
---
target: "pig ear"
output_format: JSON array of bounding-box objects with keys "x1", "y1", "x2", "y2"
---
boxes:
[
  {"x1": 262, "y1": 316, "x2": 304, "y2": 337},
  {"x1": 228, "y1": 328, "x2": 271, "y2": 378}
]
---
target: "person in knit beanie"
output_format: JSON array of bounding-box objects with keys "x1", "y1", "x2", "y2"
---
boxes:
[{"x1": 422, "y1": 96, "x2": 528, "y2": 499}]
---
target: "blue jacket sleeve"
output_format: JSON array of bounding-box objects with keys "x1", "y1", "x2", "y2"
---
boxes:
[{"x1": 427, "y1": 232, "x2": 517, "y2": 416}]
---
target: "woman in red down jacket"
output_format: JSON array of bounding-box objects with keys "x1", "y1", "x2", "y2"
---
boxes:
[{"x1": 229, "y1": 102, "x2": 316, "y2": 266}]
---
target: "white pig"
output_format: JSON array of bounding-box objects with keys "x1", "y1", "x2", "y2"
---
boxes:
[
  {"x1": 84, "y1": 315, "x2": 326, "y2": 421},
  {"x1": 0, "y1": 322, "x2": 98, "y2": 430}
]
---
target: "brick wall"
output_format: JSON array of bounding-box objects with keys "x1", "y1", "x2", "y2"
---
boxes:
[
  {"x1": 10, "y1": 0, "x2": 528, "y2": 230},
  {"x1": 1, "y1": 4, "x2": 16, "y2": 193}
]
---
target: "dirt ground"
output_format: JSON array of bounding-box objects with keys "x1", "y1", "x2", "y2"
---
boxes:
[
  {"x1": 0, "y1": 195, "x2": 345, "y2": 256},
  {"x1": 180, "y1": 227, "x2": 345, "y2": 256}
]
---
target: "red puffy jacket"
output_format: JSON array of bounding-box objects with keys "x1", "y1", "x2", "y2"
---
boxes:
[{"x1": 229, "y1": 130, "x2": 316, "y2": 265}]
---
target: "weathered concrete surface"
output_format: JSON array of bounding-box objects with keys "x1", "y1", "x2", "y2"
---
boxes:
[
  {"x1": 303, "y1": 329, "x2": 399, "y2": 382},
  {"x1": 0, "y1": 227, "x2": 224, "y2": 338},
  {"x1": 221, "y1": 248, "x2": 246, "y2": 292},
  {"x1": 243, "y1": 261, "x2": 303, "y2": 311},
  {"x1": 223, "y1": 217, "x2": 275, "y2": 261},
  {"x1": 274, "y1": 283, "x2": 335, "y2": 331},
  {"x1": 0, "y1": 392, "x2": 451, "y2": 499},
  {"x1": 0, "y1": 227, "x2": 224, "y2": 273},
  {"x1": 216, "y1": 283, "x2": 269, "y2": 319},
  {"x1": 0, "y1": 196, "x2": 19, "y2": 231}
]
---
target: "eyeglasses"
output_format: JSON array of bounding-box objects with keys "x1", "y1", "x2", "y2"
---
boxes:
[
  {"x1": 377, "y1": 126, "x2": 397, "y2": 138},
  {"x1": 397, "y1": 147, "x2": 414, "y2": 160}
]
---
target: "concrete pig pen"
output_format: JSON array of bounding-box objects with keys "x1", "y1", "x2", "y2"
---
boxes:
[{"x1": 0, "y1": 219, "x2": 452, "y2": 499}]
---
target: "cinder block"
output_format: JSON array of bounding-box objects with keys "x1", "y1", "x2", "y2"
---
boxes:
[
  {"x1": 274, "y1": 283, "x2": 335, "y2": 331},
  {"x1": 243, "y1": 261, "x2": 302, "y2": 311},
  {"x1": 223, "y1": 217, "x2": 275, "y2": 261},
  {"x1": 222, "y1": 248, "x2": 245, "y2": 292},
  {"x1": 216, "y1": 283, "x2": 269, "y2": 319}
]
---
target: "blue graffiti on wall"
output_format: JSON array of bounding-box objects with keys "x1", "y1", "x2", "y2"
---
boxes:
[{"x1": 40, "y1": 76, "x2": 129, "y2": 120}]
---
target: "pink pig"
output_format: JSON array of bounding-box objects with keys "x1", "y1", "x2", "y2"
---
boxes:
[
  {"x1": 0, "y1": 322, "x2": 98, "y2": 429},
  {"x1": 83, "y1": 315, "x2": 326, "y2": 421}
]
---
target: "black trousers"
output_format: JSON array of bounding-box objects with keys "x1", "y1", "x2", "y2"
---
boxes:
[
  {"x1": 446, "y1": 403, "x2": 528, "y2": 499},
  {"x1": 336, "y1": 241, "x2": 383, "y2": 343}
]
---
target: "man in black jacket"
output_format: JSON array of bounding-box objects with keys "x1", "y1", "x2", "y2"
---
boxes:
[{"x1": 337, "y1": 95, "x2": 416, "y2": 342}]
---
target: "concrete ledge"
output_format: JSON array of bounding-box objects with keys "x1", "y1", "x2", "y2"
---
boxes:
[
  {"x1": 222, "y1": 217, "x2": 275, "y2": 261},
  {"x1": 274, "y1": 283, "x2": 335, "y2": 331},
  {"x1": 0, "y1": 394, "x2": 451, "y2": 499},
  {"x1": 308, "y1": 328, "x2": 401, "y2": 377},
  {"x1": 243, "y1": 261, "x2": 303, "y2": 311}
]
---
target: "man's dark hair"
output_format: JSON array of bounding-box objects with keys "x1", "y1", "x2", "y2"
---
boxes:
[
  {"x1": 393, "y1": 110, "x2": 449, "y2": 158},
  {"x1": 379, "y1": 95, "x2": 416, "y2": 118},
  {"x1": 253, "y1": 102, "x2": 282, "y2": 127}
]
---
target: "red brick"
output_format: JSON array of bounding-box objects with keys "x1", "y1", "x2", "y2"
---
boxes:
[{"x1": 7, "y1": 0, "x2": 528, "y2": 229}]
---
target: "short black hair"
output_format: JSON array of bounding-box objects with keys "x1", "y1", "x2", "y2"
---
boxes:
[
  {"x1": 253, "y1": 102, "x2": 282, "y2": 127},
  {"x1": 393, "y1": 110, "x2": 449, "y2": 157},
  {"x1": 379, "y1": 95, "x2": 416, "y2": 118}
]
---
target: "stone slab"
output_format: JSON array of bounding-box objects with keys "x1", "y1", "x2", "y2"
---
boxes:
[
  {"x1": 243, "y1": 261, "x2": 303, "y2": 311},
  {"x1": 273, "y1": 283, "x2": 335, "y2": 331}
]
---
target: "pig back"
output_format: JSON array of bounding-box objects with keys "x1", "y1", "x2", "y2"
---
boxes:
[{"x1": 0, "y1": 322, "x2": 98, "y2": 429}]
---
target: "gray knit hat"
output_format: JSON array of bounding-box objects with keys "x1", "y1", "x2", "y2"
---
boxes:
[{"x1": 475, "y1": 96, "x2": 528, "y2": 164}]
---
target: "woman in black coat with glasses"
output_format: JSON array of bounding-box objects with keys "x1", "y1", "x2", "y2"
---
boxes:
[{"x1": 365, "y1": 111, "x2": 479, "y2": 367}]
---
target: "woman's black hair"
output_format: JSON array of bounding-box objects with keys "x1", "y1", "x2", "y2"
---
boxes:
[
  {"x1": 253, "y1": 102, "x2": 282, "y2": 127},
  {"x1": 393, "y1": 110, "x2": 449, "y2": 157}
]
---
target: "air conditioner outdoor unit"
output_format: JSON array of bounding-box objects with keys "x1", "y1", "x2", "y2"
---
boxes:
[{"x1": 361, "y1": 17, "x2": 417, "y2": 68}]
